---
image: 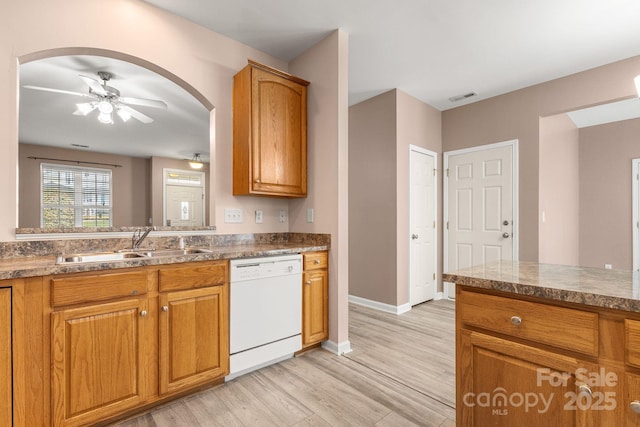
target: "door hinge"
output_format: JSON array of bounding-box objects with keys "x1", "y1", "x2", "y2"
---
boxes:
[
  {"x1": 433, "y1": 168, "x2": 437, "y2": 176},
  {"x1": 433, "y1": 273, "x2": 436, "y2": 280},
  {"x1": 446, "y1": 168, "x2": 449, "y2": 178},
  {"x1": 446, "y1": 221, "x2": 449, "y2": 230},
  {"x1": 433, "y1": 220, "x2": 436, "y2": 228}
]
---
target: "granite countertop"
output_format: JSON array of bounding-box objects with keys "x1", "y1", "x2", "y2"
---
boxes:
[
  {"x1": 443, "y1": 260, "x2": 640, "y2": 313},
  {"x1": 0, "y1": 242, "x2": 328, "y2": 280}
]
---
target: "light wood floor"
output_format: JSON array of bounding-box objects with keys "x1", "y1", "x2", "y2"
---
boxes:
[{"x1": 110, "y1": 300, "x2": 456, "y2": 427}]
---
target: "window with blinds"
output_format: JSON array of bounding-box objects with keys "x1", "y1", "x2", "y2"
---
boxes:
[{"x1": 41, "y1": 163, "x2": 113, "y2": 228}]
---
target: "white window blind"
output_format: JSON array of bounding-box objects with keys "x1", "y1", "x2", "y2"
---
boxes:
[{"x1": 41, "y1": 163, "x2": 113, "y2": 228}]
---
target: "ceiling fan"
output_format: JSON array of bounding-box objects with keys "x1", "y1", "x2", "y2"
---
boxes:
[{"x1": 23, "y1": 71, "x2": 168, "y2": 124}]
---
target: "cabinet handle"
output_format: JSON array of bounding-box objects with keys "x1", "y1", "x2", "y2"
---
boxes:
[
  {"x1": 314, "y1": 259, "x2": 321, "y2": 264},
  {"x1": 140, "y1": 310, "x2": 148, "y2": 317},
  {"x1": 255, "y1": 179, "x2": 261, "y2": 183},
  {"x1": 161, "y1": 305, "x2": 169, "y2": 312},
  {"x1": 510, "y1": 315, "x2": 522, "y2": 326},
  {"x1": 630, "y1": 400, "x2": 640, "y2": 414},
  {"x1": 305, "y1": 280, "x2": 312, "y2": 285},
  {"x1": 577, "y1": 384, "x2": 592, "y2": 397}
]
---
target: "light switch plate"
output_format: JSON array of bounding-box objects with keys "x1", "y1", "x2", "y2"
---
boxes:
[
  {"x1": 307, "y1": 208, "x2": 314, "y2": 223},
  {"x1": 224, "y1": 208, "x2": 243, "y2": 223}
]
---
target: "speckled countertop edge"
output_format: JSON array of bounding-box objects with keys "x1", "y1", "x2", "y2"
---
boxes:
[
  {"x1": 0, "y1": 243, "x2": 329, "y2": 280},
  {"x1": 443, "y1": 260, "x2": 640, "y2": 313}
]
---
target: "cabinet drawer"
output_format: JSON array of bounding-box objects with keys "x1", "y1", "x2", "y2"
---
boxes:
[
  {"x1": 626, "y1": 319, "x2": 640, "y2": 368},
  {"x1": 159, "y1": 261, "x2": 227, "y2": 292},
  {"x1": 459, "y1": 289, "x2": 598, "y2": 356},
  {"x1": 303, "y1": 252, "x2": 328, "y2": 271},
  {"x1": 52, "y1": 270, "x2": 149, "y2": 307}
]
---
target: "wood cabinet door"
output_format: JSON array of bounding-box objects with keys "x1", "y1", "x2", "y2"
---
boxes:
[
  {"x1": 458, "y1": 329, "x2": 605, "y2": 427},
  {"x1": 302, "y1": 270, "x2": 328, "y2": 346},
  {"x1": 251, "y1": 67, "x2": 307, "y2": 197},
  {"x1": 0, "y1": 288, "x2": 11, "y2": 426},
  {"x1": 51, "y1": 298, "x2": 152, "y2": 427},
  {"x1": 159, "y1": 285, "x2": 229, "y2": 395}
]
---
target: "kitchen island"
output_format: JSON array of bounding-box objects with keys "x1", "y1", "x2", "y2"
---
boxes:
[{"x1": 444, "y1": 261, "x2": 640, "y2": 426}]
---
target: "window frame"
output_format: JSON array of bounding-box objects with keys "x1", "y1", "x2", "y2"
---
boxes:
[{"x1": 40, "y1": 163, "x2": 113, "y2": 228}]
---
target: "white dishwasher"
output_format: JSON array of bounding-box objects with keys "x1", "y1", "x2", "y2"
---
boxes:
[{"x1": 227, "y1": 254, "x2": 302, "y2": 379}]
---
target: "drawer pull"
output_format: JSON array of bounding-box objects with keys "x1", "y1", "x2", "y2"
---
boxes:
[
  {"x1": 314, "y1": 259, "x2": 321, "y2": 264},
  {"x1": 577, "y1": 384, "x2": 592, "y2": 397},
  {"x1": 161, "y1": 305, "x2": 169, "y2": 312},
  {"x1": 631, "y1": 400, "x2": 640, "y2": 414},
  {"x1": 510, "y1": 316, "x2": 522, "y2": 326},
  {"x1": 305, "y1": 280, "x2": 312, "y2": 285},
  {"x1": 140, "y1": 310, "x2": 148, "y2": 317}
]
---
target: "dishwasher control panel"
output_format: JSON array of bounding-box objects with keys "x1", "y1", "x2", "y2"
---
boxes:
[{"x1": 230, "y1": 254, "x2": 302, "y2": 282}]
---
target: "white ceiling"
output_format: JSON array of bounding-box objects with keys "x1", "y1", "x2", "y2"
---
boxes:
[
  {"x1": 19, "y1": 55, "x2": 210, "y2": 161},
  {"x1": 143, "y1": 0, "x2": 640, "y2": 111}
]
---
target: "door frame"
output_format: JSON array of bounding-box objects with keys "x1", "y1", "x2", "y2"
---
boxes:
[
  {"x1": 633, "y1": 158, "x2": 640, "y2": 271},
  {"x1": 443, "y1": 139, "x2": 519, "y2": 297},
  {"x1": 408, "y1": 145, "x2": 438, "y2": 304},
  {"x1": 163, "y1": 168, "x2": 206, "y2": 226}
]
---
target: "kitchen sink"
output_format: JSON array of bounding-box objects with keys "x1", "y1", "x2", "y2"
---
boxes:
[
  {"x1": 56, "y1": 251, "x2": 147, "y2": 264},
  {"x1": 56, "y1": 248, "x2": 212, "y2": 264}
]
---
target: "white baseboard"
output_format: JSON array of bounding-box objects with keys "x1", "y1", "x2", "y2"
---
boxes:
[
  {"x1": 434, "y1": 291, "x2": 445, "y2": 300},
  {"x1": 348, "y1": 294, "x2": 411, "y2": 315},
  {"x1": 444, "y1": 281, "x2": 456, "y2": 300},
  {"x1": 322, "y1": 340, "x2": 352, "y2": 355}
]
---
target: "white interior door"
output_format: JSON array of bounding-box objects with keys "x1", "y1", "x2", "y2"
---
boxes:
[
  {"x1": 409, "y1": 147, "x2": 437, "y2": 305},
  {"x1": 165, "y1": 185, "x2": 204, "y2": 227},
  {"x1": 444, "y1": 141, "x2": 518, "y2": 291}
]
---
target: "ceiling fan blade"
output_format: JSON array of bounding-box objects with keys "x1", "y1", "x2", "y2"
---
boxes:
[
  {"x1": 118, "y1": 105, "x2": 154, "y2": 124},
  {"x1": 22, "y1": 85, "x2": 91, "y2": 98},
  {"x1": 79, "y1": 75, "x2": 108, "y2": 96},
  {"x1": 119, "y1": 96, "x2": 168, "y2": 110}
]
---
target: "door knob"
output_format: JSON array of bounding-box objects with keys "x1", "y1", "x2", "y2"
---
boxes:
[
  {"x1": 411, "y1": 234, "x2": 419, "y2": 240},
  {"x1": 502, "y1": 232, "x2": 510, "y2": 238}
]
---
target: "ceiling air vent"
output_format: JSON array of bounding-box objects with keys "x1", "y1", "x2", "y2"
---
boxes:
[{"x1": 448, "y1": 92, "x2": 477, "y2": 103}]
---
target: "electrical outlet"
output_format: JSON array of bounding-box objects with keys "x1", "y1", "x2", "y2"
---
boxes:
[
  {"x1": 279, "y1": 209, "x2": 286, "y2": 223},
  {"x1": 605, "y1": 263, "x2": 612, "y2": 269},
  {"x1": 224, "y1": 208, "x2": 243, "y2": 223},
  {"x1": 307, "y1": 208, "x2": 314, "y2": 223},
  {"x1": 255, "y1": 209, "x2": 263, "y2": 223}
]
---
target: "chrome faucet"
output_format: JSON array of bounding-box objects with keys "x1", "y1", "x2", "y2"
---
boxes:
[{"x1": 132, "y1": 227, "x2": 154, "y2": 250}]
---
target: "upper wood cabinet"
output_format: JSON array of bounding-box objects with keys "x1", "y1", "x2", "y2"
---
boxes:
[{"x1": 233, "y1": 60, "x2": 309, "y2": 197}]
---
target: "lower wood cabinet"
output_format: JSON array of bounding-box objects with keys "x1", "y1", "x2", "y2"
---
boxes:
[
  {"x1": 0, "y1": 288, "x2": 11, "y2": 426},
  {"x1": 302, "y1": 252, "x2": 328, "y2": 348},
  {"x1": 51, "y1": 298, "x2": 153, "y2": 427},
  {"x1": 159, "y1": 285, "x2": 229, "y2": 394},
  {"x1": 49, "y1": 261, "x2": 229, "y2": 426}
]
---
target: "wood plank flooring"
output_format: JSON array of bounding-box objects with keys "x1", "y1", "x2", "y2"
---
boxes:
[{"x1": 109, "y1": 300, "x2": 456, "y2": 427}]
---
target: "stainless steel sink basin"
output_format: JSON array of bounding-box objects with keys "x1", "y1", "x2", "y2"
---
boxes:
[
  {"x1": 56, "y1": 251, "x2": 147, "y2": 264},
  {"x1": 140, "y1": 248, "x2": 213, "y2": 257}
]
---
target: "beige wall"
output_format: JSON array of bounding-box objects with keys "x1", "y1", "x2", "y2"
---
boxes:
[
  {"x1": 349, "y1": 89, "x2": 441, "y2": 307},
  {"x1": 579, "y1": 118, "x2": 640, "y2": 270},
  {"x1": 442, "y1": 56, "x2": 640, "y2": 262},
  {"x1": 289, "y1": 30, "x2": 350, "y2": 349},
  {"x1": 349, "y1": 90, "x2": 397, "y2": 305},
  {"x1": 19, "y1": 143, "x2": 149, "y2": 227},
  {"x1": 539, "y1": 114, "x2": 579, "y2": 265}
]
